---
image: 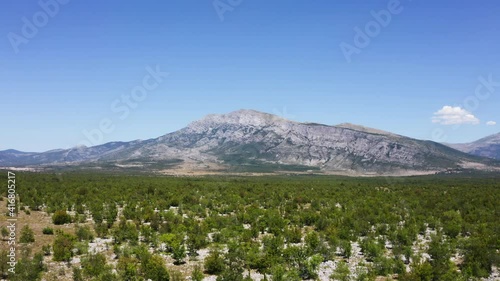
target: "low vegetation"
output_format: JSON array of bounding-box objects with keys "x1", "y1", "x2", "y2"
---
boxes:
[{"x1": 0, "y1": 171, "x2": 498, "y2": 280}]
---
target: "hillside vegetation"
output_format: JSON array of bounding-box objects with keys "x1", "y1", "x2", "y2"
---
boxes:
[{"x1": 1, "y1": 172, "x2": 499, "y2": 280}]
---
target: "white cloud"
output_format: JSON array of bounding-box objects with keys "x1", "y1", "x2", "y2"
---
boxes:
[
  {"x1": 486, "y1": 121, "x2": 497, "y2": 126},
  {"x1": 432, "y1": 106, "x2": 480, "y2": 125}
]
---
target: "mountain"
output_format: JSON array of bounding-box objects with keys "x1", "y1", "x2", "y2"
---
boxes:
[
  {"x1": 1, "y1": 109, "x2": 498, "y2": 175},
  {"x1": 0, "y1": 141, "x2": 144, "y2": 167},
  {"x1": 446, "y1": 133, "x2": 500, "y2": 160}
]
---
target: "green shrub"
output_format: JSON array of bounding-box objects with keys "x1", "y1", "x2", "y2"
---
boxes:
[
  {"x1": 42, "y1": 227, "x2": 54, "y2": 235},
  {"x1": 1, "y1": 227, "x2": 8, "y2": 239},
  {"x1": 204, "y1": 248, "x2": 225, "y2": 275},
  {"x1": 191, "y1": 265, "x2": 204, "y2": 281},
  {"x1": 10, "y1": 253, "x2": 45, "y2": 281},
  {"x1": 330, "y1": 260, "x2": 350, "y2": 281},
  {"x1": 82, "y1": 253, "x2": 108, "y2": 278},
  {"x1": 76, "y1": 225, "x2": 94, "y2": 241},
  {"x1": 53, "y1": 232, "x2": 76, "y2": 262},
  {"x1": 20, "y1": 225, "x2": 35, "y2": 243},
  {"x1": 42, "y1": 244, "x2": 51, "y2": 256},
  {"x1": 142, "y1": 255, "x2": 170, "y2": 281},
  {"x1": 73, "y1": 267, "x2": 84, "y2": 281},
  {"x1": 172, "y1": 243, "x2": 186, "y2": 265},
  {"x1": 52, "y1": 210, "x2": 72, "y2": 225}
]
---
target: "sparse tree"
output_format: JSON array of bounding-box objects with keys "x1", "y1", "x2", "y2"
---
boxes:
[
  {"x1": 82, "y1": 253, "x2": 108, "y2": 278},
  {"x1": 52, "y1": 210, "x2": 72, "y2": 225},
  {"x1": 10, "y1": 253, "x2": 45, "y2": 281},
  {"x1": 20, "y1": 225, "x2": 35, "y2": 243},
  {"x1": 330, "y1": 260, "x2": 350, "y2": 281},
  {"x1": 191, "y1": 265, "x2": 204, "y2": 281},
  {"x1": 204, "y1": 248, "x2": 225, "y2": 275},
  {"x1": 72, "y1": 267, "x2": 84, "y2": 281},
  {"x1": 172, "y1": 243, "x2": 186, "y2": 265},
  {"x1": 142, "y1": 255, "x2": 170, "y2": 281},
  {"x1": 1, "y1": 227, "x2": 8, "y2": 240},
  {"x1": 76, "y1": 225, "x2": 94, "y2": 241},
  {"x1": 53, "y1": 232, "x2": 75, "y2": 262}
]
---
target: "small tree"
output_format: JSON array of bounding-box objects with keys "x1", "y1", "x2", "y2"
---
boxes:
[
  {"x1": 52, "y1": 210, "x2": 72, "y2": 225},
  {"x1": 217, "y1": 242, "x2": 245, "y2": 281},
  {"x1": 10, "y1": 253, "x2": 45, "y2": 281},
  {"x1": 73, "y1": 267, "x2": 84, "y2": 281},
  {"x1": 204, "y1": 248, "x2": 225, "y2": 275},
  {"x1": 0, "y1": 250, "x2": 9, "y2": 278},
  {"x1": 1, "y1": 227, "x2": 8, "y2": 240},
  {"x1": 285, "y1": 226, "x2": 302, "y2": 244},
  {"x1": 142, "y1": 255, "x2": 170, "y2": 281},
  {"x1": 82, "y1": 253, "x2": 108, "y2": 278},
  {"x1": 271, "y1": 265, "x2": 285, "y2": 281},
  {"x1": 361, "y1": 238, "x2": 384, "y2": 261},
  {"x1": 340, "y1": 240, "x2": 352, "y2": 259},
  {"x1": 330, "y1": 260, "x2": 350, "y2": 281},
  {"x1": 42, "y1": 227, "x2": 54, "y2": 235},
  {"x1": 42, "y1": 245, "x2": 51, "y2": 256},
  {"x1": 94, "y1": 223, "x2": 109, "y2": 238},
  {"x1": 301, "y1": 254, "x2": 322, "y2": 280},
  {"x1": 117, "y1": 256, "x2": 138, "y2": 280},
  {"x1": 172, "y1": 243, "x2": 186, "y2": 265},
  {"x1": 53, "y1": 232, "x2": 75, "y2": 262},
  {"x1": 442, "y1": 210, "x2": 462, "y2": 238},
  {"x1": 20, "y1": 225, "x2": 35, "y2": 243},
  {"x1": 406, "y1": 261, "x2": 433, "y2": 281},
  {"x1": 305, "y1": 231, "x2": 320, "y2": 254},
  {"x1": 191, "y1": 265, "x2": 204, "y2": 281},
  {"x1": 76, "y1": 225, "x2": 94, "y2": 241}
]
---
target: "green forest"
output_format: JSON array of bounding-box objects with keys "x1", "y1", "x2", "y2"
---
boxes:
[{"x1": 1, "y1": 171, "x2": 499, "y2": 281}]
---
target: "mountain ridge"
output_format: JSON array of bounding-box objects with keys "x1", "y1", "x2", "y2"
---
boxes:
[
  {"x1": 1, "y1": 110, "x2": 498, "y2": 175},
  {"x1": 446, "y1": 132, "x2": 500, "y2": 160}
]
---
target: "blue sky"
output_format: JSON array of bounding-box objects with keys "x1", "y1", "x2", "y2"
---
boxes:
[{"x1": 1, "y1": 0, "x2": 499, "y2": 152}]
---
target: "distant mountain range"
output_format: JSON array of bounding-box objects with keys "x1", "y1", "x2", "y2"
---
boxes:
[
  {"x1": 445, "y1": 133, "x2": 500, "y2": 160},
  {"x1": 1, "y1": 110, "x2": 499, "y2": 175}
]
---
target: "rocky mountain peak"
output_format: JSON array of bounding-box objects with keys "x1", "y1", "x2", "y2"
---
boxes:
[
  {"x1": 187, "y1": 109, "x2": 292, "y2": 132},
  {"x1": 336, "y1": 123, "x2": 397, "y2": 137},
  {"x1": 2, "y1": 110, "x2": 499, "y2": 174}
]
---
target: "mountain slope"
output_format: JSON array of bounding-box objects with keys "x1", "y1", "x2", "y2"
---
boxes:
[
  {"x1": 1, "y1": 110, "x2": 498, "y2": 175},
  {"x1": 69, "y1": 110, "x2": 500, "y2": 173},
  {"x1": 0, "y1": 141, "x2": 144, "y2": 166},
  {"x1": 447, "y1": 133, "x2": 500, "y2": 160}
]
